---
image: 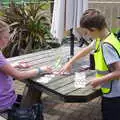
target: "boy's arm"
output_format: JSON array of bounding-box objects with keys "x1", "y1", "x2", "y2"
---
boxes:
[
  {"x1": 68, "y1": 43, "x2": 93, "y2": 65},
  {"x1": 89, "y1": 43, "x2": 120, "y2": 88},
  {"x1": 89, "y1": 61, "x2": 120, "y2": 88},
  {"x1": 59, "y1": 42, "x2": 94, "y2": 73}
]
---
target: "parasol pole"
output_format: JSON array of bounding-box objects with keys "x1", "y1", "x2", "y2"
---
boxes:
[{"x1": 70, "y1": 28, "x2": 74, "y2": 57}]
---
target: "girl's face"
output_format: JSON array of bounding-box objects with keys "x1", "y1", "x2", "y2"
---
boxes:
[{"x1": 0, "y1": 29, "x2": 10, "y2": 49}]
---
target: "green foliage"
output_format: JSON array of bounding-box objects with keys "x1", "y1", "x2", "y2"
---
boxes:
[
  {"x1": 0, "y1": 1, "x2": 51, "y2": 57},
  {"x1": 1, "y1": 0, "x2": 46, "y2": 6},
  {"x1": 111, "y1": 28, "x2": 120, "y2": 34}
]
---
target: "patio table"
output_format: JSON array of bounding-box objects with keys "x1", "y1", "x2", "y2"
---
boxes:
[
  {"x1": 23, "y1": 70, "x2": 102, "y2": 104},
  {"x1": 7, "y1": 46, "x2": 102, "y2": 108}
]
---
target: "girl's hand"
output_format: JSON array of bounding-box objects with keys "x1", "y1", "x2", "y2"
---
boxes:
[
  {"x1": 16, "y1": 61, "x2": 31, "y2": 69},
  {"x1": 40, "y1": 66, "x2": 52, "y2": 73}
]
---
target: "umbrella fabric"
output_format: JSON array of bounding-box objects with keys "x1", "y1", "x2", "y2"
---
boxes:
[
  {"x1": 65, "y1": 0, "x2": 74, "y2": 31},
  {"x1": 50, "y1": 0, "x2": 65, "y2": 43},
  {"x1": 51, "y1": 0, "x2": 88, "y2": 43},
  {"x1": 77, "y1": 0, "x2": 88, "y2": 28},
  {"x1": 73, "y1": 0, "x2": 88, "y2": 36}
]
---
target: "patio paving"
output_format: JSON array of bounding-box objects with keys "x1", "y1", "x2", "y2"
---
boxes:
[{"x1": 14, "y1": 80, "x2": 102, "y2": 120}]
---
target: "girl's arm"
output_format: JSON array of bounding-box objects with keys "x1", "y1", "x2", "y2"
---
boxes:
[{"x1": 0, "y1": 63, "x2": 51, "y2": 80}]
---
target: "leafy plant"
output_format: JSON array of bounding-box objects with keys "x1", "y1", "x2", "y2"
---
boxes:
[{"x1": 0, "y1": 1, "x2": 51, "y2": 57}]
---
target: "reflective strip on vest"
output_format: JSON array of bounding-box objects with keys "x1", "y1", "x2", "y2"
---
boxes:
[
  {"x1": 96, "y1": 70, "x2": 111, "y2": 94},
  {"x1": 96, "y1": 70, "x2": 109, "y2": 75},
  {"x1": 101, "y1": 87, "x2": 111, "y2": 94}
]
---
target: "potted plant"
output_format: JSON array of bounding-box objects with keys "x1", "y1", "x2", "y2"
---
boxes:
[{"x1": 0, "y1": 1, "x2": 55, "y2": 57}]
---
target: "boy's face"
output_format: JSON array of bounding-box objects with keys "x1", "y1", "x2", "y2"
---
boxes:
[
  {"x1": 0, "y1": 29, "x2": 10, "y2": 49},
  {"x1": 78, "y1": 27, "x2": 100, "y2": 39},
  {"x1": 76, "y1": 27, "x2": 90, "y2": 39}
]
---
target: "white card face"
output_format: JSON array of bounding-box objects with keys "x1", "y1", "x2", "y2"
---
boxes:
[
  {"x1": 74, "y1": 72, "x2": 87, "y2": 88},
  {"x1": 74, "y1": 81, "x2": 86, "y2": 88},
  {"x1": 36, "y1": 74, "x2": 55, "y2": 83},
  {"x1": 75, "y1": 72, "x2": 86, "y2": 80}
]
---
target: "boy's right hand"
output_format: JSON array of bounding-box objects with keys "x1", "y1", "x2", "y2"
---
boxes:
[{"x1": 58, "y1": 62, "x2": 72, "y2": 74}]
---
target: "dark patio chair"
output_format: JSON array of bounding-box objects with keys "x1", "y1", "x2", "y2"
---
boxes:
[{"x1": 0, "y1": 94, "x2": 22, "y2": 119}]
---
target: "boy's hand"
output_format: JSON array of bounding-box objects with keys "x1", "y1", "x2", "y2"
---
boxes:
[
  {"x1": 87, "y1": 78, "x2": 103, "y2": 88},
  {"x1": 59, "y1": 62, "x2": 72, "y2": 74}
]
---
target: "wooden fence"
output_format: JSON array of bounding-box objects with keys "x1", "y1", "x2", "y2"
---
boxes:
[
  {"x1": 89, "y1": 1, "x2": 120, "y2": 29},
  {"x1": 0, "y1": 0, "x2": 120, "y2": 30}
]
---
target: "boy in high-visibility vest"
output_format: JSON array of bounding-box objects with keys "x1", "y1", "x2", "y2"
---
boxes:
[{"x1": 59, "y1": 9, "x2": 120, "y2": 120}]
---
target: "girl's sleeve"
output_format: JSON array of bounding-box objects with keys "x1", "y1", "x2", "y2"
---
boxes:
[{"x1": 0, "y1": 53, "x2": 9, "y2": 67}]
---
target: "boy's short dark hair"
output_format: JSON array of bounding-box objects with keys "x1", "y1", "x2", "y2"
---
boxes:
[{"x1": 80, "y1": 9, "x2": 107, "y2": 31}]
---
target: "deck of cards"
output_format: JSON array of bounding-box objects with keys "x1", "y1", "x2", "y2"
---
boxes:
[{"x1": 74, "y1": 72, "x2": 88, "y2": 88}]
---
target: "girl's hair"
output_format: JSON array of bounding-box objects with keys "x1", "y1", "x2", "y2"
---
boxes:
[
  {"x1": 0, "y1": 20, "x2": 9, "y2": 32},
  {"x1": 80, "y1": 9, "x2": 107, "y2": 31}
]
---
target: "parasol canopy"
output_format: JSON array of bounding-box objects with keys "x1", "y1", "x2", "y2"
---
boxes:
[{"x1": 51, "y1": 0, "x2": 88, "y2": 56}]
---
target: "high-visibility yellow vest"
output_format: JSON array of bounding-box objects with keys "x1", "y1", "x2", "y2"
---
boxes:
[{"x1": 94, "y1": 33, "x2": 120, "y2": 94}]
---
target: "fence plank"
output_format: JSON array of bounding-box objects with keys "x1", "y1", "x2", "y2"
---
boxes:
[{"x1": 89, "y1": 1, "x2": 120, "y2": 29}]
